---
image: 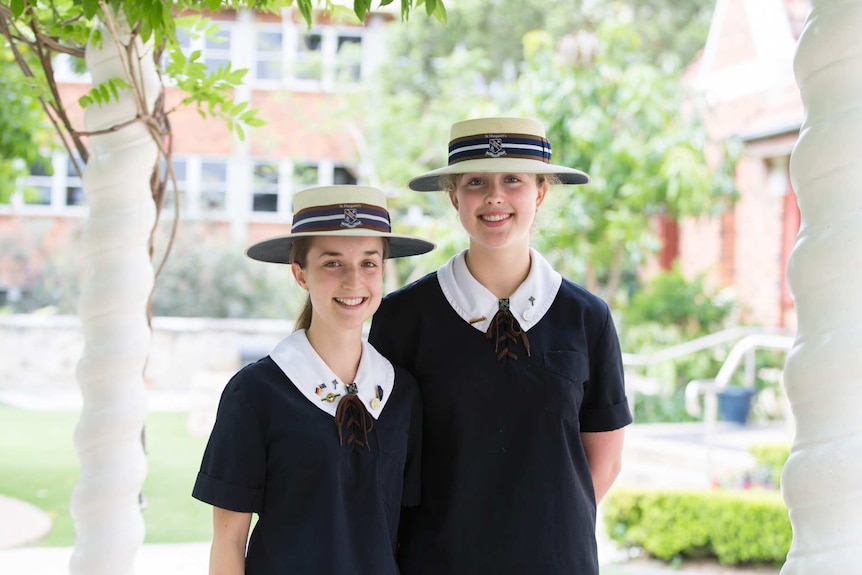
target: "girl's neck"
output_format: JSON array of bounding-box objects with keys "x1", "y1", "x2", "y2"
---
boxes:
[
  {"x1": 464, "y1": 243, "x2": 532, "y2": 299},
  {"x1": 305, "y1": 324, "x2": 363, "y2": 383}
]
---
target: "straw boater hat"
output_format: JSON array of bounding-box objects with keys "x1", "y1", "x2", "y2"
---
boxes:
[
  {"x1": 408, "y1": 117, "x2": 590, "y2": 192},
  {"x1": 246, "y1": 185, "x2": 434, "y2": 264}
]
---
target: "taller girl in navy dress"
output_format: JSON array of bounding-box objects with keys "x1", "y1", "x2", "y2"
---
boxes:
[
  {"x1": 193, "y1": 185, "x2": 433, "y2": 575},
  {"x1": 370, "y1": 118, "x2": 633, "y2": 575}
]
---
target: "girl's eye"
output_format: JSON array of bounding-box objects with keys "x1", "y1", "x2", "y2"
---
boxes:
[
  {"x1": 505, "y1": 175, "x2": 520, "y2": 183},
  {"x1": 362, "y1": 261, "x2": 378, "y2": 268},
  {"x1": 466, "y1": 177, "x2": 484, "y2": 186},
  {"x1": 324, "y1": 261, "x2": 341, "y2": 268}
]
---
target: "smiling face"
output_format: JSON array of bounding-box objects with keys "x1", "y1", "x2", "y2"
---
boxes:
[
  {"x1": 291, "y1": 236, "x2": 386, "y2": 337},
  {"x1": 448, "y1": 172, "x2": 548, "y2": 253}
]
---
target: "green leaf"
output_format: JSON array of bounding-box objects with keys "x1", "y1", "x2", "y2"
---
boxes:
[
  {"x1": 425, "y1": 0, "x2": 436, "y2": 16},
  {"x1": 379, "y1": 0, "x2": 395, "y2": 5},
  {"x1": 354, "y1": 0, "x2": 372, "y2": 21},
  {"x1": 297, "y1": 0, "x2": 312, "y2": 26},
  {"x1": 9, "y1": 0, "x2": 25, "y2": 18},
  {"x1": 432, "y1": 0, "x2": 447, "y2": 22},
  {"x1": 81, "y1": 0, "x2": 100, "y2": 19}
]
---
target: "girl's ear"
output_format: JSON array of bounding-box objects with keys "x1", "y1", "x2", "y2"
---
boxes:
[
  {"x1": 291, "y1": 262, "x2": 308, "y2": 291},
  {"x1": 448, "y1": 190, "x2": 459, "y2": 211},
  {"x1": 536, "y1": 180, "x2": 549, "y2": 208}
]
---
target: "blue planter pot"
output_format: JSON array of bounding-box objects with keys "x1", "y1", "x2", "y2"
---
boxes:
[{"x1": 717, "y1": 387, "x2": 757, "y2": 424}]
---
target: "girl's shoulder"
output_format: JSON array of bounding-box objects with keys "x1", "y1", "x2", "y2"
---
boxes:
[
  {"x1": 381, "y1": 270, "x2": 440, "y2": 305},
  {"x1": 557, "y1": 277, "x2": 612, "y2": 313},
  {"x1": 222, "y1": 356, "x2": 288, "y2": 403}
]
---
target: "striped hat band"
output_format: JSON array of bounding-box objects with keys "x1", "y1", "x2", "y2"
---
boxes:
[
  {"x1": 291, "y1": 202, "x2": 391, "y2": 234},
  {"x1": 448, "y1": 133, "x2": 552, "y2": 165}
]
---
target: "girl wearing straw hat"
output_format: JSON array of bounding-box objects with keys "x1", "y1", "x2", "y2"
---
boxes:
[
  {"x1": 369, "y1": 118, "x2": 632, "y2": 575},
  {"x1": 193, "y1": 185, "x2": 433, "y2": 574}
]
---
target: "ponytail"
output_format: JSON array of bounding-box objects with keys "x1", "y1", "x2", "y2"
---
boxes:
[{"x1": 290, "y1": 238, "x2": 314, "y2": 332}]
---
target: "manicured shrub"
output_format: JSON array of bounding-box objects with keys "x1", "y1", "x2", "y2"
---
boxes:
[
  {"x1": 604, "y1": 487, "x2": 791, "y2": 566},
  {"x1": 749, "y1": 443, "x2": 790, "y2": 489}
]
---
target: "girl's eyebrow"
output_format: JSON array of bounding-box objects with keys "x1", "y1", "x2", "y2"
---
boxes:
[{"x1": 315, "y1": 249, "x2": 382, "y2": 258}]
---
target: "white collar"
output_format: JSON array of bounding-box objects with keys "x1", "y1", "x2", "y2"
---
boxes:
[
  {"x1": 437, "y1": 248, "x2": 562, "y2": 333},
  {"x1": 269, "y1": 330, "x2": 394, "y2": 419}
]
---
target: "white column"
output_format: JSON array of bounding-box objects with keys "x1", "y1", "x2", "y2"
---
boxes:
[
  {"x1": 69, "y1": 14, "x2": 160, "y2": 575},
  {"x1": 782, "y1": 1, "x2": 862, "y2": 574}
]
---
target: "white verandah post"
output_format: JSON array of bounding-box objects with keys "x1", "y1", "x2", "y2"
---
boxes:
[
  {"x1": 782, "y1": 1, "x2": 862, "y2": 573},
  {"x1": 69, "y1": 16, "x2": 160, "y2": 575}
]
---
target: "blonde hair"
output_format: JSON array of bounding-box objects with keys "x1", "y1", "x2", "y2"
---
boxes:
[{"x1": 290, "y1": 236, "x2": 391, "y2": 332}]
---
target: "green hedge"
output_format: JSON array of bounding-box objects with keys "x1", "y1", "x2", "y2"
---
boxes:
[
  {"x1": 603, "y1": 488, "x2": 791, "y2": 566},
  {"x1": 749, "y1": 443, "x2": 791, "y2": 489}
]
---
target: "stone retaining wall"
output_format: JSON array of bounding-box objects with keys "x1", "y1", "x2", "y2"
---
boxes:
[{"x1": 0, "y1": 314, "x2": 294, "y2": 394}]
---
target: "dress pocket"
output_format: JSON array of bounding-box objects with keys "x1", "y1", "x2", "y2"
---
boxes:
[
  {"x1": 376, "y1": 428, "x2": 408, "y2": 507},
  {"x1": 543, "y1": 350, "x2": 589, "y2": 422}
]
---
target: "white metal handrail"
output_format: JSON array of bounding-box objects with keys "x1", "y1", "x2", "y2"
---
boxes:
[
  {"x1": 622, "y1": 326, "x2": 791, "y2": 368},
  {"x1": 682, "y1": 333, "x2": 795, "y2": 483}
]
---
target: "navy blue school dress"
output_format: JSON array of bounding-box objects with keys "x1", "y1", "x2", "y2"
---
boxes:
[
  {"x1": 369, "y1": 249, "x2": 632, "y2": 575},
  {"x1": 192, "y1": 330, "x2": 422, "y2": 575}
]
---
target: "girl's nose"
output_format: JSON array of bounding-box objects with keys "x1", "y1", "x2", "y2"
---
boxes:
[
  {"x1": 341, "y1": 265, "x2": 361, "y2": 287},
  {"x1": 485, "y1": 179, "x2": 505, "y2": 204}
]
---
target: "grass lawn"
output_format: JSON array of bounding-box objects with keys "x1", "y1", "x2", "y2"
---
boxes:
[{"x1": 0, "y1": 404, "x2": 212, "y2": 546}]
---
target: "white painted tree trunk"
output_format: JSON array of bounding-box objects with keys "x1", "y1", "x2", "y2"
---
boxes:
[
  {"x1": 69, "y1": 17, "x2": 161, "y2": 575},
  {"x1": 782, "y1": 1, "x2": 862, "y2": 573}
]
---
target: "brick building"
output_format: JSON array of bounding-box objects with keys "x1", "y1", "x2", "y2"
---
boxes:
[
  {"x1": 0, "y1": 6, "x2": 387, "y2": 306},
  {"x1": 1, "y1": 1, "x2": 809, "y2": 330},
  {"x1": 677, "y1": 0, "x2": 808, "y2": 329}
]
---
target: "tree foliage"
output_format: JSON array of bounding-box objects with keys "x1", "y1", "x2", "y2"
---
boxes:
[
  {"x1": 0, "y1": 0, "x2": 443, "y2": 283},
  {"x1": 365, "y1": 1, "x2": 735, "y2": 303},
  {"x1": 0, "y1": 44, "x2": 49, "y2": 202},
  {"x1": 519, "y1": 22, "x2": 738, "y2": 302}
]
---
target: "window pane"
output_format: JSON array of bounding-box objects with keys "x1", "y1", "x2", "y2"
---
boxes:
[
  {"x1": 257, "y1": 61, "x2": 282, "y2": 81},
  {"x1": 30, "y1": 157, "x2": 53, "y2": 177},
  {"x1": 253, "y1": 194, "x2": 278, "y2": 212},
  {"x1": 258, "y1": 31, "x2": 282, "y2": 52},
  {"x1": 335, "y1": 36, "x2": 362, "y2": 82},
  {"x1": 205, "y1": 29, "x2": 230, "y2": 50},
  {"x1": 201, "y1": 160, "x2": 227, "y2": 212},
  {"x1": 253, "y1": 162, "x2": 279, "y2": 213},
  {"x1": 201, "y1": 190, "x2": 226, "y2": 210},
  {"x1": 162, "y1": 157, "x2": 188, "y2": 213},
  {"x1": 206, "y1": 57, "x2": 231, "y2": 73},
  {"x1": 333, "y1": 166, "x2": 357, "y2": 185},
  {"x1": 21, "y1": 184, "x2": 51, "y2": 205},
  {"x1": 66, "y1": 186, "x2": 85, "y2": 206},
  {"x1": 299, "y1": 33, "x2": 322, "y2": 52},
  {"x1": 295, "y1": 33, "x2": 323, "y2": 81},
  {"x1": 253, "y1": 163, "x2": 278, "y2": 185},
  {"x1": 293, "y1": 164, "x2": 318, "y2": 188},
  {"x1": 202, "y1": 161, "x2": 227, "y2": 183},
  {"x1": 256, "y1": 31, "x2": 283, "y2": 81}
]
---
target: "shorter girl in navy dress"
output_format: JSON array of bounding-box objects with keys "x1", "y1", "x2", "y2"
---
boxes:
[{"x1": 193, "y1": 185, "x2": 434, "y2": 575}]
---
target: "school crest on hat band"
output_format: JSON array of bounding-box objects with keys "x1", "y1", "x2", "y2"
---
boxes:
[
  {"x1": 245, "y1": 185, "x2": 434, "y2": 264},
  {"x1": 408, "y1": 117, "x2": 590, "y2": 192},
  {"x1": 291, "y1": 202, "x2": 391, "y2": 234},
  {"x1": 449, "y1": 133, "x2": 553, "y2": 164}
]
